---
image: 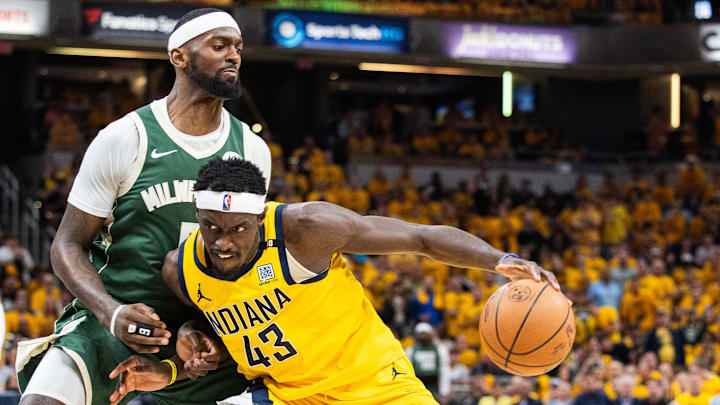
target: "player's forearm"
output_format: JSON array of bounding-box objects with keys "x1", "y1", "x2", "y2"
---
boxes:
[
  {"x1": 418, "y1": 225, "x2": 505, "y2": 271},
  {"x1": 50, "y1": 240, "x2": 118, "y2": 325}
]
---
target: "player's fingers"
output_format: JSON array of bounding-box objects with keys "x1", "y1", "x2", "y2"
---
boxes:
[
  {"x1": 191, "y1": 358, "x2": 219, "y2": 371},
  {"x1": 125, "y1": 333, "x2": 170, "y2": 347},
  {"x1": 187, "y1": 331, "x2": 203, "y2": 352},
  {"x1": 201, "y1": 350, "x2": 221, "y2": 363},
  {"x1": 124, "y1": 311, "x2": 170, "y2": 336},
  {"x1": 110, "y1": 372, "x2": 129, "y2": 405},
  {"x1": 109, "y1": 356, "x2": 142, "y2": 379},
  {"x1": 200, "y1": 336, "x2": 221, "y2": 357},
  {"x1": 539, "y1": 267, "x2": 561, "y2": 290},
  {"x1": 496, "y1": 264, "x2": 539, "y2": 281},
  {"x1": 132, "y1": 303, "x2": 162, "y2": 321}
]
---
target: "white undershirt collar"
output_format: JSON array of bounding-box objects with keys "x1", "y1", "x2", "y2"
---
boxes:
[{"x1": 150, "y1": 97, "x2": 232, "y2": 159}]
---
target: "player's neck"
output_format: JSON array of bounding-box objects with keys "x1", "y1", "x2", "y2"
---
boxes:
[{"x1": 166, "y1": 87, "x2": 224, "y2": 136}]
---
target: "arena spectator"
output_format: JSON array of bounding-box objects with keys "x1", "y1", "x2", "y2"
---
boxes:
[
  {"x1": 645, "y1": 308, "x2": 685, "y2": 366},
  {"x1": 406, "y1": 322, "x2": 451, "y2": 399},
  {"x1": 548, "y1": 379, "x2": 573, "y2": 405},
  {"x1": 587, "y1": 268, "x2": 622, "y2": 310},
  {"x1": 5, "y1": 289, "x2": 41, "y2": 339},
  {"x1": 612, "y1": 374, "x2": 639, "y2": 405},
  {"x1": 509, "y1": 376, "x2": 543, "y2": 405},
  {"x1": 449, "y1": 348, "x2": 472, "y2": 402},
  {"x1": 573, "y1": 368, "x2": 612, "y2": 405},
  {"x1": 0, "y1": 237, "x2": 34, "y2": 284}
]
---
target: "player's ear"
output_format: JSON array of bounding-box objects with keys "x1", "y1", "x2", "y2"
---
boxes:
[
  {"x1": 257, "y1": 206, "x2": 268, "y2": 225},
  {"x1": 169, "y1": 48, "x2": 189, "y2": 69}
]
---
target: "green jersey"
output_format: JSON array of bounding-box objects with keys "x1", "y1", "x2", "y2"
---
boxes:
[{"x1": 88, "y1": 99, "x2": 270, "y2": 328}]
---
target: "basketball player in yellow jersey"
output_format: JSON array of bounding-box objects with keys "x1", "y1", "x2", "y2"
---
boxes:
[{"x1": 108, "y1": 158, "x2": 560, "y2": 405}]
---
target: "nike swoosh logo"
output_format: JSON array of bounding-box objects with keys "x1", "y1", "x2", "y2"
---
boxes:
[{"x1": 151, "y1": 149, "x2": 178, "y2": 159}]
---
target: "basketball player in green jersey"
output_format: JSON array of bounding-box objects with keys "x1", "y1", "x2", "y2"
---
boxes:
[{"x1": 18, "y1": 8, "x2": 270, "y2": 405}]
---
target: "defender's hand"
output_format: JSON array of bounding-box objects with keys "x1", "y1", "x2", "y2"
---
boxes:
[
  {"x1": 495, "y1": 256, "x2": 561, "y2": 291},
  {"x1": 177, "y1": 327, "x2": 222, "y2": 379},
  {"x1": 107, "y1": 303, "x2": 172, "y2": 353},
  {"x1": 109, "y1": 356, "x2": 171, "y2": 405}
]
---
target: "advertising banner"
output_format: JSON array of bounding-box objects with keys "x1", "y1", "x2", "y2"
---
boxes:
[
  {"x1": 82, "y1": 2, "x2": 206, "y2": 41},
  {"x1": 0, "y1": 0, "x2": 49, "y2": 36},
  {"x1": 266, "y1": 10, "x2": 408, "y2": 53},
  {"x1": 700, "y1": 24, "x2": 720, "y2": 61},
  {"x1": 444, "y1": 22, "x2": 577, "y2": 64}
]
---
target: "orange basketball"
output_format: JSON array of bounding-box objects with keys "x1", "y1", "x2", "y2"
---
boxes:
[{"x1": 479, "y1": 279, "x2": 575, "y2": 376}]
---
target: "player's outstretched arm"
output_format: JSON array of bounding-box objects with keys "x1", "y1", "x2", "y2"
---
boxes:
[
  {"x1": 109, "y1": 355, "x2": 187, "y2": 405},
  {"x1": 51, "y1": 204, "x2": 171, "y2": 353},
  {"x1": 284, "y1": 202, "x2": 559, "y2": 289}
]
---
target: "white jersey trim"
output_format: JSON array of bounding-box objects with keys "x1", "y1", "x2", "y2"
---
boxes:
[
  {"x1": 117, "y1": 111, "x2": 148, "y2": 198},
  {"x1": 150, "y1": 98, "x2": 231, "y2": 160},
  {"x1": 285, "y1": 248, "x2": 329, "y2": 283}
]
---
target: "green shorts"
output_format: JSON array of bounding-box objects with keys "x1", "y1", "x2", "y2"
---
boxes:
[{"x1": 17, "y1": 303, "x2": 249, "y2": 405}]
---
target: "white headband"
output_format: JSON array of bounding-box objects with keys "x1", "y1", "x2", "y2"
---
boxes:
[
  {"x1": 196, "y1": 191, "x2": 266, "y2": 214},
  {"x1": 167, "y1": 11, "x2": 241, "y2": 52}
]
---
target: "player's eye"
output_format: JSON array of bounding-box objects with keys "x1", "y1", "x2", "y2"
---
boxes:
[
  {"x1": 213, "y1": 44, "x2": 224, "y2": 51},
  {"x1": 234, "y1": 226, "x2": 245, "y2": 233},
  {"x1": 208, "y1": 224, "x2": 218, "y2": 231}
]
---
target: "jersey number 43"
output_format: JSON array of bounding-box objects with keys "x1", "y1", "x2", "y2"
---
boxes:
[{"x1": 244, "y1": 323, "x2": 298, "y2": 368}]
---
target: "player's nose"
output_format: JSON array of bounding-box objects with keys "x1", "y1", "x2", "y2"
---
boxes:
[
  {"x1": 226, "y1": 48, "x2": 240, "y2": 65},
  {"x1": 214, "y1": 236, "x2": 235, "y2": 251}
]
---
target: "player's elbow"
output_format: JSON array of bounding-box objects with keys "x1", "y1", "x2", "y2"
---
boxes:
[
  {"x1": 49, "y1": 237, "x2": 80, "y2": 279},
  {"x1": 49, "y1": 239, "x2": 63, "y2": 277},
  {"x1": 415, "y1": 224, "x2": 446, "y2": 257}
]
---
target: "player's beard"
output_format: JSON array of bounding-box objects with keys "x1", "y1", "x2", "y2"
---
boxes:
[{"x1": 188, "y1": 56, "x2": 242, "y2": 99}]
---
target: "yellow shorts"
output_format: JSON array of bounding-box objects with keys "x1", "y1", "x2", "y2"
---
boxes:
[{"x1": 249, "y1": 356, "x2": 438, "y2": 405}]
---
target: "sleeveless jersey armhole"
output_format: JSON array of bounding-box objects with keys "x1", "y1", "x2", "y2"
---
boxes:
[
  {"x1": 177, "y1": 239, "x2": 195, "y2": 307},
  {"x1": 117, "y1": 112, "x2": 148, "y2": 198}
]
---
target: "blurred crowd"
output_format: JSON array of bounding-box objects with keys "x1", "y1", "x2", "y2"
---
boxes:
[
  {"x1": 333, "y1": 100, "x2": 720, "y2": 165},
  {"x1": 335, "y1": 101, "x2": 577, "y2": 163},
  {"x1": 0, "y1": 230, "x2": 73, "y2": 392},
  {"x1": 267, "y1": 135, "x2": 720, "y2": 405}
]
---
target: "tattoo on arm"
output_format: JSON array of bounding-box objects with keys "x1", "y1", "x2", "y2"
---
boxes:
[{"x1": 51, "y1": 204, "x2": 117, "y2": 326}]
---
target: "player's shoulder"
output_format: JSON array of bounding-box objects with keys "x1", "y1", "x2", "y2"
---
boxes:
[
  {"x1": 93, "y1": 115, "x2": 139, "y2": 146},
  {"x1": 281, "y1": 202, "x2": 342, "y2": 235}
]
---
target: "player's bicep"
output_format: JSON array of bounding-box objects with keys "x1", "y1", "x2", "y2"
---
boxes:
[
  {"x1": 292, "y1": 203, "x2": 425, "y2": 256},
  {"x1": 162, "y1": 250, "x2": 194, "y2": 307},
  {"x1": 340, "y1": 215, "x2": 426, "y2": 255},
  {"x1": 54, "y1": 203, "x2": 106, "y2": 248}
]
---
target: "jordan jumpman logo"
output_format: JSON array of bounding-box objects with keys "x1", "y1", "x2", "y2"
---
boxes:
[
  {"x1": 391, "y1": 363, "x2": 406, "y2": 380},
  {"x1": 197, "y1": 284, "x2": 212, "y2": 302}
]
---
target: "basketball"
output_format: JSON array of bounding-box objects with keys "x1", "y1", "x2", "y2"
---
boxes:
[{"x1": 480, "y1": 279, "x2": 575, "y2": 376}]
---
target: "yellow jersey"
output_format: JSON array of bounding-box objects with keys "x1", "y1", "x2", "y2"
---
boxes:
[{"x1": 178, "y1": 202, "x2": 406, "y2": 401}]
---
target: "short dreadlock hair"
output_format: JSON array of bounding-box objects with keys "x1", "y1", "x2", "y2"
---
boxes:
[
  {"x1": 194, "y1": 157, "x2": 267, "y2": 195},
  {"x1": 171, "y1": 8, "x2": 226, "y2": 35}
]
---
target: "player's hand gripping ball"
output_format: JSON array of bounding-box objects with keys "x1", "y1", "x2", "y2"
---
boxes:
[{"x1": 480, "y1": 279, "x2": 575, "y2": 376}]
